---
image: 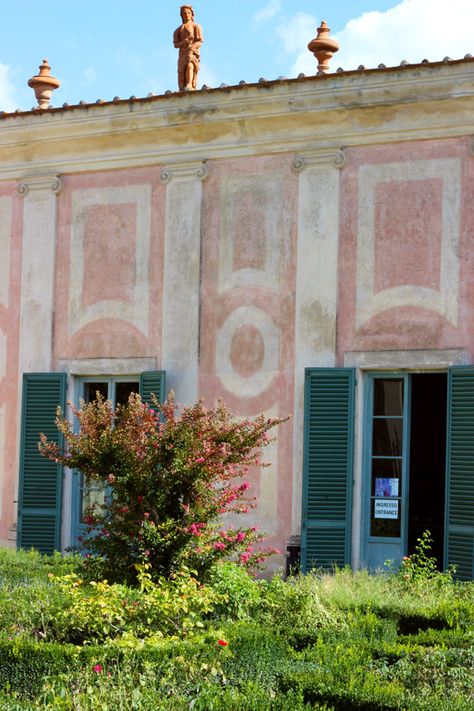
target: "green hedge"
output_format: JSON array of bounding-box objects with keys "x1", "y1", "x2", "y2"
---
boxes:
[{"x1": 0, "y1": 637, "x2": 207, "y2": 698}]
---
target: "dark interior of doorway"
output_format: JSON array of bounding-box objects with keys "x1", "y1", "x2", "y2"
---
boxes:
[{"x1": 408, "y1": 373, "x2": 447, "y2": 568}]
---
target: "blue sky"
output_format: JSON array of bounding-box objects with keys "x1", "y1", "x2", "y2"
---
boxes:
[{"x1": 1, "y1": 0, "x2": 473, "y2": 111}]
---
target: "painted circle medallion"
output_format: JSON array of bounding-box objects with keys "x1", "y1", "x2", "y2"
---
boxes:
[{"x1": 230, "y1": 324, "x2": 265, "y2": 378}]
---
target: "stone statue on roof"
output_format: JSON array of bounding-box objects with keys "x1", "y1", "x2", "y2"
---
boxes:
[{"x1": 173, "y1": 5, "x2": 203, "y2": 91}]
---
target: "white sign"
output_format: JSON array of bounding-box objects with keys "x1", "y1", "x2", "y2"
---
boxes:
[{"x1": 374, "y1": 498, "x2": 399, "y2": 519}]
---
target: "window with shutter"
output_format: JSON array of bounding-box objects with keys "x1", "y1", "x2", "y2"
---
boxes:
[
  {"x1": 140, "y1": 371, "x2": 166, "y2": 409},
  {"x1": 301, "y1": 368, "x2": 355, "y2": 572},
  {"x1": 17, "y1": 373, "x2": 67, "y2": 554},
  {"x1": 445, "y1": 366, "x2": 474, "y2": 580},
  {"x1": 71, "y1": 371, "x2": 166, "y2": 547}
]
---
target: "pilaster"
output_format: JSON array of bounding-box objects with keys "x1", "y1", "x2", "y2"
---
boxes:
[
  {"x1": 291, "y1": 150, "x2": 345, "y2": 535},
  {"x1": 160, "y1": 161, "x2": 207, "y2": 404},
  {"x1": 17, "y1": 174, "x2": 61, "y2": 373}
]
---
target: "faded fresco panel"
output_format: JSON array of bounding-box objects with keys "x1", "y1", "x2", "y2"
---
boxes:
[
  {"x1": 337, "y1": 138, "x2": 471, "y2": 361},
  {"x1": 82, "y1": 203, "x2": 137, "y2": 308},
  {"x1": 374, "y1": 179, "x2": 442, "y2": 294},
  {"x1": 54, "y1": 168, "x2": 165, "y2": 362},
  {"x1": 200, "y1": 155, "x2": 297, "y2": 565}
]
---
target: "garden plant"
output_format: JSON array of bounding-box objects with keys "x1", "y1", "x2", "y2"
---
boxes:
[
  {"x1": 39, "y1": 393, "x2": 283, "y2": 583},
  {"x1": 0, "y1": 395, "x2": 472, "y2": 709}
]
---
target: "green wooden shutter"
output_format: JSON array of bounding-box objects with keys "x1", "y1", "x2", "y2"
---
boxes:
[
  {"x1": 301, "y1": 368, "x2": 355, "y2": 572},
  {"x1": 140, "y1": 371, "x2": 166, "y2": 407},
  {"x1": 445, "y1": 367, "x2": 474, "y2": 580},
  {"x1": 17, "y1": 373, "x2": 66, "y2": 554}
]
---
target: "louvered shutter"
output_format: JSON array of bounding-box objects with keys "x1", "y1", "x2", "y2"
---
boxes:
[
  {"x1": 301, "y1": 368, "x2": 355, "y2": 572},
  {"x1": 445, "y1": 367, "x2": 474, "y2": 580},
  {"x1": 140, "y1": 371, "x2": 166, "y2": 407},
  {"x1": 17, "y1": 373, "x2": 66, "y2": 554}
]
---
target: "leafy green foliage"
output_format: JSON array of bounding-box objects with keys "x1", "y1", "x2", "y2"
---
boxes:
[
  {"x1": 395, "y1": 531, "x2": 455, "y2": 586},
  {"x1": 0, "y1": 551, "x2": 473, "y2": 709},
  {"x1": 39, "y1": 393, "x2": 284, "y2": 584},
  {"x1": 207, "y1": 561, "x2": 263, "y2": 620}
]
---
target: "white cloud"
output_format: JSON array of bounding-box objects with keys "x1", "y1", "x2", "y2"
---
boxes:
[
  {"x1": 253, "y1": 0, "x2": 282, "y2": 24},
  {"x1": 286, "y1": 0, "x2": 474, "y2": 77},
  {"x1": 0, "y1": 63, "x2": 18, "y2": 112},
  {"x1": 82, "y1": 67, "x2": 97, "y2": 86},
  {"x1": 277, "y1": 12, "x2": 317, "y2": 55}
]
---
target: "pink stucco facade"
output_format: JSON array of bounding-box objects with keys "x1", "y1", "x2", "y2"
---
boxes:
[{"x1": 1, "y1": 57, "x2": 474, "y2": 573}]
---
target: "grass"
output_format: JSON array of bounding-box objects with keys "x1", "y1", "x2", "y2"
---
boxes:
[{"x1": 0, "y1": 548, "x2": 472, "y2": 709}]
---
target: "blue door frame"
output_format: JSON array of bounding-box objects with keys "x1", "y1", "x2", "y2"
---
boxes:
[{"x1": 361, "y1": 373, "x2": 411, "y2": 571}]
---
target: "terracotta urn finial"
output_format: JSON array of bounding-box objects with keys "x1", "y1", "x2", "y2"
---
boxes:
[
  {"x1": 307, "y1": 20, "x2": 339, "y2": 74},
  {"x1": 28, "y1": 59, "x2": 60, "y2": 109}
]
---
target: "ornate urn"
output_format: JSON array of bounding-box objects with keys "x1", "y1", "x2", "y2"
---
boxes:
[
  {"x1": 307, "y1": 21, "x2": 340, "y2": 74},
  {"x1": 28, "y1": 59, "x2": 60, "y2": 109}
]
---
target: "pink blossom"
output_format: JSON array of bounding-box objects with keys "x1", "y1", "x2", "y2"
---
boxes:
[
  {"x1": 240, "y1": 552, "x2": 251, "y2": 564},
  {"x1": 188, "y1": 523, "x2": 201, "y2": 536},
  {"x1": 235, "y1": 532, "x2": 246, "y2": 542},
  {"x1": 93, "y1": 664, "x2": 103, "y2": 674},
  {"x1": 213, "y1": 542, "x2": 226, "y2": 551},
  {"x1": 195, "y1": 457, "x2": 205, "y2": 464},
  {"x1": 144, "y1": 512, "x2": 150, "y2": 519},
  {"x1": 240, "y1": 481, "x2": 251, "y2": 491}
]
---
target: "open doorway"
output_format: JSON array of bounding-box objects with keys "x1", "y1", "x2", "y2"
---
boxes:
[{"x1": 408, "y1": 373, "x2": 447, "y2": 568}]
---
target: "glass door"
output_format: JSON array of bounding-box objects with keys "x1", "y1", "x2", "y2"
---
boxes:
[{"x1": 363, "y1": 374, "x2": 409, "y2": 571}]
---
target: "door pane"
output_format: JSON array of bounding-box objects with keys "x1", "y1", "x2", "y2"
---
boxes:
[
  {"x1": 371, "y1": 499, "x2": 401, "y2": 537},
  {"x1": 372, "y1": 418, "x2": 403, "y2": 456},
  {"x1": 372, "y1": 458, "x2": 402, "y2": 479},
  {"x1": 371, "y1": 459, "x2": 401, "y2": 496},
  {"x1": 374, "y1": 378, "x2": 404, "y2": 416}
]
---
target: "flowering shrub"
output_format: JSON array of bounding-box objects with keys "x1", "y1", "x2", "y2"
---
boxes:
[{"x1": 39, "y1": 393, "x2": 284, "y2": 583}]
